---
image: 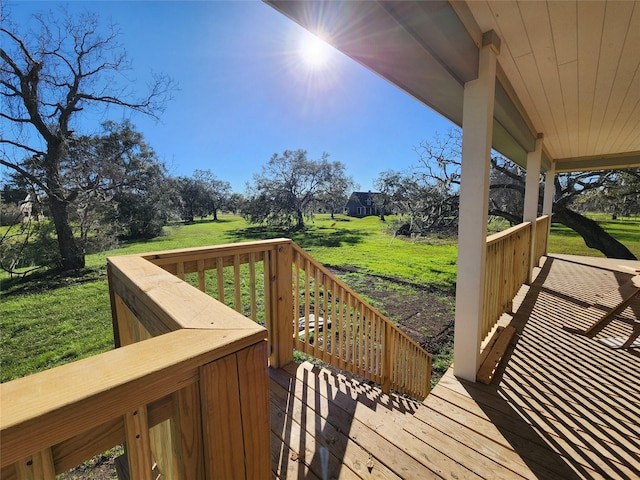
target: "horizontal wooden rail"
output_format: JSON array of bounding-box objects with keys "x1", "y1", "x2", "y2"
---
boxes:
[
  {"x1": 0, "y1": 329, "x2": 269, "y2": 480},
  {"x1": 483, "y1": 222, "x2": 532, "y2": 340}
]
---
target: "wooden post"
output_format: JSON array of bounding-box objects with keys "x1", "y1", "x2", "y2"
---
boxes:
[
  {"x1": 107, "y1": 263, "x2": 122, "y2": 349},
  {"x1": 454, "y1": 31, "x2": 499, "y2": 382},
  {"x1": 199, "y1": 343, "x2": 270, "y2": 480},
  {"x1": 237, "y1": 342, "x2": 271, "y2": 480},
  {"x1": 271, "y1": 241, "x2": 293, "y2": 367},
  {"x1": 200, "y1": 354, "x2": 245, "y2": 479},
  {"x1": 172, "y1": 384, "x2": 204, "y2": 480},
  {"x1": 124, "y1": 406, "x2": 153, "y2": 479},
  {"x1": 16, "y1": 449, "x2": 55, "y2": 480}
]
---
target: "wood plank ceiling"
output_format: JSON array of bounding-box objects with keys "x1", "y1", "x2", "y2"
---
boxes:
[
  {"x1": 266, "y1": 1, "x2": 640, "y2": 173},
  {"x1": 466, "y1": 1, "x2": 640, "y2": 171}
]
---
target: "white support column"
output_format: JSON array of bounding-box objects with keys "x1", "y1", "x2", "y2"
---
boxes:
[
  {"x1": 523, "y1": 136, "x2": 543, "y2": 222},
  {"x1": 453, "y1": 31, "x2": 499, "y2": 382},
  {"x1": 524, "y1": 136, "x2": 542, "y2": 279},
  {"x1": 542, "y1": 160, "x2": 556, "y2": 255},
  {"x1": 542, "y1": 161, "x2": 555, "y2": 216}
]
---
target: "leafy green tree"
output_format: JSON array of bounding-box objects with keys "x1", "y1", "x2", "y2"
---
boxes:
[
  {"x1": 3, "y1": 121, "x2": 173, "y2": 266},
  {"x1": 1, "y1": 7, "x2": 175, "y2": 269},
  {"x1": 317, "y1": 174, "x2": 354, "y2": 220},
  {"x1": 174, "y1": 176, "x2": 208, "y2": 223},
  {"x1": 193, "y1": 169, "x2": 232, "y2": 221},
  {"x1": 243, "y1": 149, "x2": 349, "y2": 230},
  {"x1": 225, "y1": 192, "x2": 245, "y2": 214}
]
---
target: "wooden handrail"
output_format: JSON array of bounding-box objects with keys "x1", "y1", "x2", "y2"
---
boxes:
[{"x1": 0, "y1": 329, "x2": 269, "y2": 480}]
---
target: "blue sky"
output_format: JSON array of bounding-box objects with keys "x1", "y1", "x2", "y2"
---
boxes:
[{"x1": 5, "y1": 1, "x2": 453, "y2": 192}]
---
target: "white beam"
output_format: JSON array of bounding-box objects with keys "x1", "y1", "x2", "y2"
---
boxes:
[
  {"x1": 524, "y1": 137, "x2": 543, "y2": 223},
  {"x1": 542, "y1": 161, "x2": 556, "y2": 256},
  {"x1": 524, "y1": 137, "x2": 542, "y2": 279},
  {"x1": 543, "y1": 161, "x2": 556, "y2": 216},
  {"x1": 454, "y1": 34, "x2": 498, "y2": 382}
]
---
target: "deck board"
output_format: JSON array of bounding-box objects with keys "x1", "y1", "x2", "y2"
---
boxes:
[{"x1": 270, "y1": 255, "x2": 640, "y2": 479}]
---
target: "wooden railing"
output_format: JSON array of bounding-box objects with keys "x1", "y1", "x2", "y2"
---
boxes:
[
  {"x1": 1, "y1": 253, "x2": 270, "y2": 480},
  {"x1": 141, "y1": 239, "x2": 432, "y2": 400},
  {"x1": 483, "y1": 222, "x2": 532, "y2": 340},
  {"x1": 0, "y1": 332, "x2": 268, "y2": 480},
  {"x1": 291, "y1": 244, "x2": 431, "y2": 400}
]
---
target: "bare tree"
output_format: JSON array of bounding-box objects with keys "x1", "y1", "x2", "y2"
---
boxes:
[
  {"x1": 243, "y1": 150, "x2": 349, "y2": 230},
  {"x1": 380, "y1": 130, "x2": 637, "y2": 259},
  {"x1": 193, "y1": 169, "x2": 232, "y2": 221},
  {"x1": 1, "y1": 7, "x2": 175, "y2": 269}
]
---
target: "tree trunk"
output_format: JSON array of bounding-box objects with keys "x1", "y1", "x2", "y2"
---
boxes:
[
  {"x1": 295, "y1": 210, "x2": 304, "y2": 230},
  {"x1": 553, "y1": 206, "x2": 637, "y2": 260},
  {"x1": 213, "y1": 208, "x2": 218, "y2": 221},
  {"x1": 48, "y1": 196, "x2": 85, "y2": 270}
]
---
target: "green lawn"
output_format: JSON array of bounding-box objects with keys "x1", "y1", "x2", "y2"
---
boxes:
[
  {"x1": 548, "y1": 213, "x2": 640, "y2": 259},
  {"x1": 1, "y1": 212, "x2": 638, "y2": 382}
]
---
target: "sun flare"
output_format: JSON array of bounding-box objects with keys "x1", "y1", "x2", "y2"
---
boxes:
[{"x1": 298, "y1": 33, "x2": 331, "y2": 71}]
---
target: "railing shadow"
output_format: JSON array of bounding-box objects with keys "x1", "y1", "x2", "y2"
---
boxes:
[
  {"x1": 270, "y1": 362, "x2": 420, "y2": 479},
  {"x1": 470, "y1": 256, "x2": 640, "y2": 478}
]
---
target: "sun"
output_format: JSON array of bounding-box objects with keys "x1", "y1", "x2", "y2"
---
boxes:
[{"x1": 298, "y1": 33, "x2": 331, "y2": 71}]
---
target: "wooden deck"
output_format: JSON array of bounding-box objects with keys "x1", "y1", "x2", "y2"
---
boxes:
[{"x1": 269, "y1": 255, "x2": 640, "y2": 479}]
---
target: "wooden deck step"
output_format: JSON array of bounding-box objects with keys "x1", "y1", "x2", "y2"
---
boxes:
[
  {"x1": 476, "y1": 325, "x2": 517, "y2": 384},
  {"x1": 270, "y1": 362, "x2": 480, "y2": 480}
]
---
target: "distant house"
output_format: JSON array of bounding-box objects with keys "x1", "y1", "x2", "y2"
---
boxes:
[
  {"x1": 18, "y1": 194, "x2": 34, "y2": 222},
  {"x1": 344, "y1": 191, "x2": 382, "y2": 217}
]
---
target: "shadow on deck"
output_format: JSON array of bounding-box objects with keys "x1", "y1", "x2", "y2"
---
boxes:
[{"x1": 270, "y1": 255, "x2": 640, "y2": 479}]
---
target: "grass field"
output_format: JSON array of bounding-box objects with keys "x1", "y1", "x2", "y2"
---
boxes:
[
  {"x1": 548, "y1": 213, "x2": 640, "y2": 259},
  {"x1": 1, "y1": 213, "x2": 638, "y2": 382}
]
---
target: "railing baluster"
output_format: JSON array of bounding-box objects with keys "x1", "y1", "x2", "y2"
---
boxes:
[
  {"x1": 173, "y1": 384, "x2": 204, "y2": 480},
  {"x1": 304, "y1": 258, "x2": 311, "y2": 355},
  {"x1": 294, "y1": 251, "x2": 302, "y2": 352},
  {"x1": 314, "y1": 265, "x2": 321, "y2": 359},
  {"x1": 263, "y1": 251, "x2": 272, "y2": 352},
  {"x1": 216, "y1": 257, "x2": 225, "y2": 303},
  {"x1": 322, "y1": 272, "x2": 329, "y2": 363},
  {"x1": 197, "y1": 259, "x2": 205, "y2": 292},
  {"x1": 15, "y1": 448, "x2": 55, "y2": 480},
  {"x1": 363, "y1": 307, "x2": 370, "y2": 377},
  {"x1": 249, "y1": 253, "x2": 257, "y2": 322},
  {"x1": 348, "y1": 297, "x2": 355, "y2": 374},
  {"x1": 176, "y1": 262, "x2": 185, "y2": 280},
  {"x1": 337, "y1": 285, "x2": 345, "y2": 369},
  {"x1": 234, "y1": 254, "x2": 242, "y2": 313}
]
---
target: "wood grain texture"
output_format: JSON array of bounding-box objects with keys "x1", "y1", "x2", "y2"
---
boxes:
[
  {"x1": 0, "y1": 329, "x2": 265, "y2": 468},
  {"x1": 124, "y1": 406, "x2": 153, "y2": 479},
  {"x1": 199, "y1": 354, "x2": 246, "y2": 479}
]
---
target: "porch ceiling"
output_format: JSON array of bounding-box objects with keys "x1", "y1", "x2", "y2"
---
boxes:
[{"x1": 266, "y1": 1, "x2": 640, "y2": 173}]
